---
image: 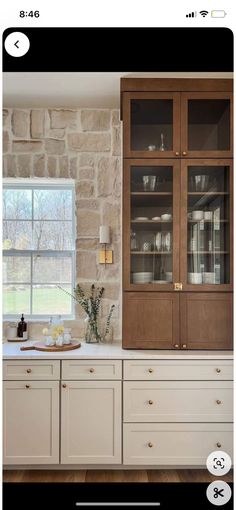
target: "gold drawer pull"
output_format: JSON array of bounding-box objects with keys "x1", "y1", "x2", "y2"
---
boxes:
[
  {"x1": 174, "y1": 344, "x2": 179, "y2": 349},
  {"x1": 182, "y1": 151, "x2": 187, "y2": 156},
  {"x1": 182, "y1": 344, "x2": 187, "y2": 349},
  {"x1": 25, "y1": 384, "x2": 30, "y2": 389},
  {"x1": 148, "y1": 442, "x2": 154, "y2": 448},
  {"x1": 216, "y1": 400, "x2": 222, "y2": 405},
  {"x1": 62, "y1": 384, "x2": 67, "y2": 388},
  {"x1": 26, "y1": 368, "x2": 32, "y2": 373},
  {"x1": 89, "y1": 368, "x2": 95, "y2": 373},
  {"x1": 216, "y1": 368, "x2": 221, "y2": 373},
  {"x1": 148, "y1": 400, "x2": 154, "y2": 405},
  {"x1": 175, "y1": 152, "x2": 180, "y2": 156},
  {"x1": 148, "y1": 368, "x2": 153, "y2": 374},
  {"x1": 216, "y1": 442, "x2": 222, "y2": 448}
]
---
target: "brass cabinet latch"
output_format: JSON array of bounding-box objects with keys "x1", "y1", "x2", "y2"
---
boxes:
[{"x1": 174, "y1": 283, "x2": 183, "y2": 291}]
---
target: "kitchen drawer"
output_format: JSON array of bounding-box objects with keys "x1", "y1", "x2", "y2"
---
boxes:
[
  {"x1": 62, "y1": 360, "x2": 122, "y2": 380},
  {"x1": 123, "y1": 423, "x2": 233, "y2": 465},
  {"x1": 123, "y1": 381, "x2": 233, "y2": 422},
  {"x1": 3, "y1": 360, "x2": 60, "y2": 380},
  {"x1": 123, "y1": 360, "x2": 233, "y2": 381}
]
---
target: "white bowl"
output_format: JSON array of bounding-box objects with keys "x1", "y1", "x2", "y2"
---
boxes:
[
  {"x1": 161, "y1": 214, "x2": 172, "y2": 221},
  {"x1": 165, "y1": 272, "x2": 173, "y2": 282},
  {"x1": 204, "y1": 211, "x2": 213, "y2": 220},
  {"x1": 188, "y1": 272, "x2": 202, "y2": 284},
  {"x1": 192, "y1": 211, "x2": 204, "y2": 220},
  {"x1": 203, "y1": 272, "x2": 215, "y2": 284}
]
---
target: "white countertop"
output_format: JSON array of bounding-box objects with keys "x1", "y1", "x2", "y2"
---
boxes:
[{"x1": 2, "y1": 340, "x2": 234, "y2": 360}]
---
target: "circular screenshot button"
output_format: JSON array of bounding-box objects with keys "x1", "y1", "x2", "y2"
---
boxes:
[{"x1": 207, "y1": 450, "x2": 232, "y2": 476}]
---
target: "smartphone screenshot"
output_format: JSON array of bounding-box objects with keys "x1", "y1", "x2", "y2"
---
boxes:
[{"x1": 1, "y1": 2, "x2": 234, "y2": 509}]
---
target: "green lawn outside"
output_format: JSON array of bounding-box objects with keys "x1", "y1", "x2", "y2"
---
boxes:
[{"x1": 3, "y1": 287, "x2": 71, "y2": 315}]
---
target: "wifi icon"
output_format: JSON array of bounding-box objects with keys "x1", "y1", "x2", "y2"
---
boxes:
[{"x1": 200, "y1": 10, "x2": 209, "y2": 17}]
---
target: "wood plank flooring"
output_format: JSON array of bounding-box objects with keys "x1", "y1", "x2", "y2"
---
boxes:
[{"x1": 3, "y1": 469, "x2": 233, "y2": 483}]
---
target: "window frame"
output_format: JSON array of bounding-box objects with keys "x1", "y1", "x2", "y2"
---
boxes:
[{"x1": 3, "y1": 180, "x2": 76, "y2": 321}]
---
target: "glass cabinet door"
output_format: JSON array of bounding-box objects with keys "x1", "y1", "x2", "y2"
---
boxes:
[
  {"x1": 123, "y1": 160, "x2": 180, "y2": 290},
  {"x1": 181, "y1": 160, "x2": 232, "y2": 290},
  {"x1": 181, "y1": 92, "x2": 233, "y2": 158},
  {"x1": 123, "y1": 92, "x2": 180, "y2": 158}
]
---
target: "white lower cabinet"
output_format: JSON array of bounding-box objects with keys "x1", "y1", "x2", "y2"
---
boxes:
[
  {"x1": 61, "y1": 380, "x2": 122, "y2": 464},
  {"x1": 123, "y1": 423, "x2": 233, "y2": 465},
  {"x1": 3, "y1": 381, "x2": 59, "y2": 465}
]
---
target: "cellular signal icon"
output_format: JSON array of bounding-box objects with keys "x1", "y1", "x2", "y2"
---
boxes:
[{"x1": 186, "y1": 11, "x2": 197, "y2": 17}]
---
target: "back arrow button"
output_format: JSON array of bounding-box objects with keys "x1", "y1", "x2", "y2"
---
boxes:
[{"x1": 14, "y1": 40, "x2": 19, "y2": 49}]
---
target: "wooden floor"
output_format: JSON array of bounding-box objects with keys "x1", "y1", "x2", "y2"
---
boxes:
[{"x1": 3, "y1": 469, "x2": 233, "y2": 483}]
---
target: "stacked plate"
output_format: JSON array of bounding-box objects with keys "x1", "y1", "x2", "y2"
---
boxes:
[
  {"x1": 188, "y1": 272, "x2": 202, "y2": 284},
  {"x1": 203, "y1": 272, "x2": 215, "y2": 284},
  {"x1": 133, "y1": 272, "x2": 153, "y2": 284}
]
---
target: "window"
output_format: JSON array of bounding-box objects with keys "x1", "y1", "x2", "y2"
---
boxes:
[{"x1": 3, "y1": 180, "x2": 75, "y2": 319}]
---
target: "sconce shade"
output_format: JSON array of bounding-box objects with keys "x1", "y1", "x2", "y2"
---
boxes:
[{"x1": 99, "y1": 225, "x2": 110, "y2": 244}]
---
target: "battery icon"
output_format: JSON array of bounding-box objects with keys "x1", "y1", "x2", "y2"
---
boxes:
[{"x1": 211, "y1": 10, "x2": 227, "y2": 18}]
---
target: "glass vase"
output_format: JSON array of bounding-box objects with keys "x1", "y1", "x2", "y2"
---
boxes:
[{"x1": 84, "y1": 320, "x2": 100, "y2": 344}]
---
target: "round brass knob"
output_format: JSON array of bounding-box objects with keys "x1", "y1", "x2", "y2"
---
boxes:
[
  {"x1": 148, "y1": 368, "x2": 153, "y2": 373},
  {"x1": 148, "y1": 442, "x2": 153, "y2": 448},
  {"x1": 182, "y1": 344, "x2": 187, "y2": 349},
  {"x1": 25, "y1": 384, "x2": 30, "y2": 389},
  {"x1": 216, "y1": 400, "x2": 222, "y2": 405},
  {"x1": 148, "y1": 400, "x2": 154, "y2": 405},
  {"x1": 182, "y1": 151, "x2": 187, "y2": 156},
  {"x1": 216, "y1": 442, "x2": 222, "y2": 448},
  {"x1": 62, "y1": 384, "x2": 67, "y2": 388},
  {"x1": 174, "y1": 344, "x2": 179, "y2": 349},
  {"x1": 175, "y1": 151, "x2": 180, "y2": 156},
  {"x1": 26, "y1": 368, "x2": 32, "y2": 373},
  {"x1": 89, "y1": 368, "x2": 95, "y2": 373},
  {"x1": 216, "y1": 368, "x2": 221, "y2": 373}
]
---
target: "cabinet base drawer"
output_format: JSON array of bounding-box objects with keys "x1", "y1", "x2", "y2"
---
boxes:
[
  {"x1": 62, "y1": 360, "x2": 122, "y2": 380},
  {"x1": 124, "y1": 360, "x2": 233, "y2": 381},
  {"x1": 3, "y1": 360, "x2": 60, "y2": 380},
  {"x1": 123, "y1": 423, "x2": 233, "y2": 465}
]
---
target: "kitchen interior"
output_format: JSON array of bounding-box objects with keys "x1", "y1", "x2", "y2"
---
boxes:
[{"x1": 2, "y1": 72, "x2": 233, "y2": 483}]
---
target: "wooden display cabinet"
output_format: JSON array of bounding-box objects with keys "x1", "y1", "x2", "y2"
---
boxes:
[{"x1": 121, "y1": 78, "x2": 233, "y2": 350}]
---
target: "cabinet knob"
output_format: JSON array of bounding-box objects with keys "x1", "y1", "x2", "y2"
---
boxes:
[
  {"x1": 89, "y1": 368, "x2": 95, "y2": 373},
  {"x1": 26, "y1": 368, "x2": 32, "y2": 373},
  {"x1": 148, "y1": 368, "x2": 153, "y2": 373},
  {"x1": 182, "y1": 151, "x2": 187, "y2": 156},
  {"x1": 216, "y1": 399, "x2": 222, "y2": 405},
  {"x1": 216, "y1": 442, "x2": 222, "y2": 448},
  {"x1": 148, "y1": 400, "x2": 154, "y2": 405},
  {"x1": 175, "y1": 151, "x2": 180, "y2": 156},
  {"x1": 25, "y1": 384, "x2": 30, "y2": 389},
  {"x1": 148, "y1": 442, "x2": 154, "y2": 448},
  {"x1": 62, "y1": 384, "x2": 67, "y2": 388},
  {"x1": 174, "y1": 344, "x2": 179, "y2": 349},
  {"x1": 216, "y1": 368, "x2": 221, "y2": 373},
  {"x1": 182, "y1": 344, "x2": 187, "y2": 349}
]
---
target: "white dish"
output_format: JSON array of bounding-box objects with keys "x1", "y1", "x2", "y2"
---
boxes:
[
  {"x1": 161, "y1": 214, "x2": 172, "y2": 221},
  {"x1": 165, "y1": 272, "x2": 173, "y2": 282},
  {"x1": 204, "y1": 211, "x2": 213, "y2": 220},
  {"x1": 188, "y1": 272, "x2": 202, "y2": 284},
  {"x1": 152, "y1": 216, "x2": 161, "y2": 221},
  {"x1": 134, "y1": 217, "x2": 149, "y2": 221},
  {"x1": 152, "y1": 280, "x2": 168, "y2": 284},
  {"x1": 192, "y1": 210, "x2": 204, "y2": 220}
]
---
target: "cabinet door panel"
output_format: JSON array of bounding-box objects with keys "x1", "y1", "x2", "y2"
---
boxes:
[
  {"x1": 3, "y1": 381, "x2": 59, "y2": 465},
  {"x1": 61, "y1": 381, "x2": 122, "y2": 464},
  {"x1": 180, "y1": 293, "x2": 233, "y2": 349},
  {"x1": 123, "y1": 92, "x2": 181, "y2": 158},
  {"x1": 123, "y1": 292, "x2": 179, "y2": 349},
  {"x1": 181, "y1": 92, "x2": 233, "y2": 158}
]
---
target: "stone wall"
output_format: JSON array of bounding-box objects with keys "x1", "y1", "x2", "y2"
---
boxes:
[{"x1": 3, "y1": 108, "x2": 122, "y2": 341}]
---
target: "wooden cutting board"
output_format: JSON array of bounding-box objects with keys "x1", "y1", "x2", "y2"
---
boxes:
[{"x1": 20, "y1": 340, "x2": 81, "y2": 352}]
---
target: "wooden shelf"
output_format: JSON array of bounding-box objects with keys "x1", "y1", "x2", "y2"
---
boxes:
[
  {"x1": 188, "y1": 192, "x2": 229, "y2": 196},
  {"x1": 131, "y1": 192, "x2": 172, "y2": 196},
  {"x1": 131, "y1": 220, "x2": 172, "y2": 223},
  {"x1": 188, "y1": 251, "x2": 229, "y2": 255},
  {"x1": 131, "y1": 251, "x2": 172, "y2": 255},
  {"x1": 188, "y1": 219, "x2": 228, "y2": 223}
]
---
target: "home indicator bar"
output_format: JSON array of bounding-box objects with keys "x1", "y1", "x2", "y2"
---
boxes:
[{"x1": 75, "y1": 503, "x2": 161, "y2": 507}]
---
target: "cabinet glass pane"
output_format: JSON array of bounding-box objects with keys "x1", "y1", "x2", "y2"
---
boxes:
[
  {"x1": 130, "y1": 166, "x2": 173, "y2": 284},
  {"x1": 131, "y1": 100, "x2": 173, "y2": 152},
  {"x1": 188, "y1": 100, "x2": 230, "y2": 151},
  {"x1": 187, "y1": 166, "x2": 230, "y2": 285}
]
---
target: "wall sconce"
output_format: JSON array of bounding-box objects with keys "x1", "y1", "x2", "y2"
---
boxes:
[{"x1": 99, "y1": 225, "x2": 113, "y2": 266}]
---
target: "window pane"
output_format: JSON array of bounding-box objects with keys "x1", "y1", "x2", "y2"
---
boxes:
[
  {"x1": 33, "y1": 256, "x2": 72, "y2": 283},
  {"x1": 3, "y1": 285, "x2": 30, "y2": 314},
  {"x1": 34, "y1": 190, "x2": 72, "y2": 220},
  {"x1": 32, "y1": 285, "x2": 72, "y2": 314},
  {"x1": 3, "y1": 221, "x2": 32, "y2": 250},
  {"x1": 3, "y1": 257, "x2": 31, "y2": 283},
  {"x1": 33, "y1": 221, "x2": 72, "y2": 250},
  {"x1": 3, "y1": 189, "x2": 32, "y2": 219}
]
